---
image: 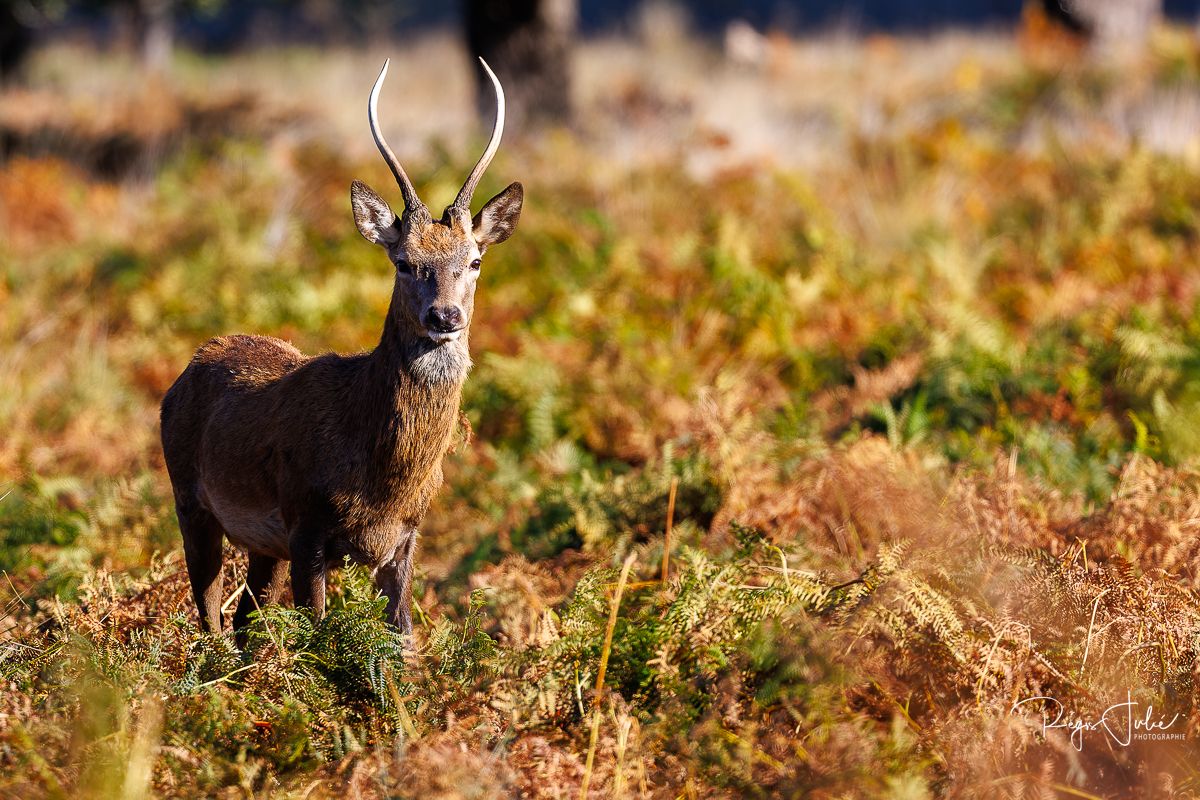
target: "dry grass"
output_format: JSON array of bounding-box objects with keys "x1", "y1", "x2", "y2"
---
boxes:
[{"x1": 4, "y1": 22, "x2": 1200, "y2": 799}]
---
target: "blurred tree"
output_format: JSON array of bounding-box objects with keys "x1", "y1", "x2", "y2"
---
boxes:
[
  {"x1": 123, "y1": 0, "x2": 174, "y2": 71},
  {"x1": 465, "y1": 0, "x2": 576, "y2": 128},
  {"x1": 79, "y1": 0, "x2": 234, "y2": 72},
  {"x1": 0, "y1": 4, "x2": 34, "y2": 83},
  {"x1": 1036, "y1": 0, "x2": 1162, "y2": 48}
]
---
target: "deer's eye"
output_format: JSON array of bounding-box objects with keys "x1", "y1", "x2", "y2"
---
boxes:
[
  {"x1": 470, "y1": 258, "x2": 482, "y2": 270},
  {"x1": 395, "y1": 259, "x2": 412, "y2": 274}
]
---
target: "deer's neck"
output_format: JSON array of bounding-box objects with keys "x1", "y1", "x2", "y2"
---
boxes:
[{"x1": 355, "y1": 282, "x2": 470, "y2": 471}]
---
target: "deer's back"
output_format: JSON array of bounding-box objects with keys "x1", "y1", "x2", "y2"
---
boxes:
[{"x1": 161, "y1": 334, "x2": 307, "y2": 461}]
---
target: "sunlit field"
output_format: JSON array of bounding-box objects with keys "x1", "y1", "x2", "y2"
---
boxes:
[{"x1": 4, "y1": 20, "x2": 1200, "y2": 798}]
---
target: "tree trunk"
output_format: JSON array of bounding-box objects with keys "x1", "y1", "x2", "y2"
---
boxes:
[
  {"x1": 0, "y1": 5, "x2": 33, "y2": 85},
  {"x1": 1038, "y1": 0, "x2": 1162, "y2": 49},
  {"x1": 125, "y1": 0, "x2": 175, "y2": 74},
  {"x1": 464, "y1": 0, "x2": 576, "y2": 129}
]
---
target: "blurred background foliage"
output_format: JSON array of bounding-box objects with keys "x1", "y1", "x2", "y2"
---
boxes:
[{"x1": 5, "y1": 1, "x2": 1200, "y2": 797}]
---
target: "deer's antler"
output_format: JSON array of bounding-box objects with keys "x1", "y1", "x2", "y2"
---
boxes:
[
  {"x1": 453, "y1": 58, "x2": 506, "y2": 213},
  {"x1": 369, "y1": 59, "x2": 427, "y2": 217}
]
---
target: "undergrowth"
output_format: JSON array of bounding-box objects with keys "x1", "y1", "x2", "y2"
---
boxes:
[{"x1": 3, "y1": 28, "x2": 1200, "y2": 799}]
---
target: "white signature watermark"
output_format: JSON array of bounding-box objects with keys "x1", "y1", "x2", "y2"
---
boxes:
[{"x1": 1010, "y1": 691, "x2": 1185, "y2": 751}]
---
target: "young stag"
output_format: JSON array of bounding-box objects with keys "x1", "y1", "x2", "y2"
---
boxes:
[{"x1": 161, "y1": 59, "x2": 522, "y2": 641}]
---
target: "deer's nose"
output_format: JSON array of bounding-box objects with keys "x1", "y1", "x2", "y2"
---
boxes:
[{"x1": 424, "y1": 305, "x2": 464, "y2": 332}]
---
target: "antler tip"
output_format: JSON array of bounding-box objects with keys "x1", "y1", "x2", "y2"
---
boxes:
[
  {"x1": 478, "y1": 57, "x2": 500, "y2": 83},
  {"x1": 367, "y1": 56, "x2": 424, "y2": 213}
]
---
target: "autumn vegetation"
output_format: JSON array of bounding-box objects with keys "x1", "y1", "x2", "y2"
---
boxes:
[{"x1": 3, "y1": 23, "x2": 1200, "y2": 798}]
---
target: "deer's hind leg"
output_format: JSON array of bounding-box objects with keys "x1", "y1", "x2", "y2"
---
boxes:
[
  {"x1": 177, "y1": 493, "x2": 227, "y2": 633},
  {"x1": 232, "y1": 553, "x2": 289, "y2": 646},
  {"x1": 288, "y1": 524, "x2": 327, "y2": 621}
]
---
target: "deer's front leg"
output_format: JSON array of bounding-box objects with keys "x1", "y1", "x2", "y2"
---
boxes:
[
  {"x1": 375, "y1": 529, "x2": 417, "y2": 637},
  {"x1": 289, "y1": 527, "x2": 327, "y2": 620}
]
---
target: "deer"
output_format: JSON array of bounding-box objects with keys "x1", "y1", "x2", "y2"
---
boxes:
[{"x1": 160, "y1": 58, "x2": 522, "y2": 644}]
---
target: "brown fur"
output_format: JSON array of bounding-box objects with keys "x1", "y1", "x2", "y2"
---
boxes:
[{"x1": 161, "y1": 171, "x2": 522, "y2": 642}]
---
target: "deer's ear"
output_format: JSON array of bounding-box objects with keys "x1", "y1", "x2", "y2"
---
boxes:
[
  {"x1": 473, "y1": 182, "x2": 523, "y2": 248},
  {"x1": 351, "y1": 180, "x2": 400, "y2": 247}
]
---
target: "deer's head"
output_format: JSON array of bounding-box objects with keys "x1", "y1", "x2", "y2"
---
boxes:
[{"x1": 351, "y1": 59, "x2": 523, "y2": 345}]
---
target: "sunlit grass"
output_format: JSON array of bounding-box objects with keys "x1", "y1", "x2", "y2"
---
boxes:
[{"x1": 3, "y1": 29, "x2": 1200, "y2": 798}]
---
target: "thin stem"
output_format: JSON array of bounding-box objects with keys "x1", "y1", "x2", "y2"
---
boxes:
[
  {"x1": 661, "y1": 477, "x2": 678, "y2": 585},
  {"x1": 579, "y1": 552, "x2": 637, "y2": 800}
]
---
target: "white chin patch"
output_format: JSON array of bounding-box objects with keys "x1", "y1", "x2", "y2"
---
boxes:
[{"x1": 427, "y1": 330, "x2": 462, "y2": 344}]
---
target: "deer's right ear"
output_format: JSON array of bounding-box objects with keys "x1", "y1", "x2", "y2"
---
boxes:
[{"x1": 351, "y1": 180, "x2": 400, "y2": 247}]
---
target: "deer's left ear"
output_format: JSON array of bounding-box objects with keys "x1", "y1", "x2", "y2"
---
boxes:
[{"x1": 473, "y1": 182, "x2": 523, "y2": 248}]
